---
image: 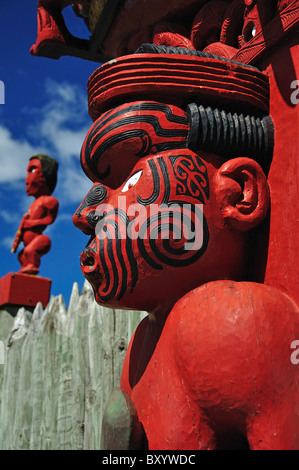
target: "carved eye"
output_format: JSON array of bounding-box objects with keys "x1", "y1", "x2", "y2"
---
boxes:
[
  {"x1": 243, "y1": 22, "x2": 257, "y2": 43},
  {"x1": 121, "y1": 170, "x2": 143, "y2": 193}
]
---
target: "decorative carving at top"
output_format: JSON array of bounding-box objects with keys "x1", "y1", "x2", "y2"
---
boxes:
[{"x1": 30, "y1": 1, "x2": 299, "y2": 66}]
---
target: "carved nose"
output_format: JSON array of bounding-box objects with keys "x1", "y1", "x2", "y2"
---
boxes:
[
  {"x1": 73, "y1": 183, "x2": 108, "y2": 235},
  {"x1": 73, "y1": 212, "x2": 94, "y2": 235},
  {"x1": 80, "y1": 250, "x2": 94, "y2": 267},
  {"x1": 80, "y1": 249, "x2": 96, "y2": 271},
  {"x1": 79, "y1": 248, "x2": 103, "y2": 284}
]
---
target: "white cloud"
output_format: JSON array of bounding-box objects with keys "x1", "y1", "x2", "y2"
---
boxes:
[
  {"x1": 0, "y1": 126, "x2": 41, "y2": 183},
  {"x1": 0, "y1": 209, "x2": 21, "y2": 225},
  {"x1": 0, "y1": 78, "x2": 93, "y2": 206},
  {"x1": 42, "y1": 125, "x2": 87, "y2": 162},
  {"x1": 59, "y1": 166, "x2": 93, "y2": 204},
  {"x1": 43, "y1": 211, "x2": 75, "y2": 238},
  {"x1": 1, "y1": 235, "x2": 14, "y2": 250},
  {"x1": 34, "y1": 79, "x2": 90, "y2": 162}
]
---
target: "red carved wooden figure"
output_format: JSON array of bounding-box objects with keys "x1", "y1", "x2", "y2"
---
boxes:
[
  {"x1": 34, "y1": 0, "x2": 298, "y2": 450},
  {"x1": 12, "y1": 154, "x2": 59, "y2": 275},
  {"x1": 74, "y1": 95, "x2": 299, "y2": 449}
]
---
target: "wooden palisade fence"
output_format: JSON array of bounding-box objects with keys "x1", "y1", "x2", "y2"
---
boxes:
[{"x1": 0, "y1": 280, "x2": 146, "y2": 450}]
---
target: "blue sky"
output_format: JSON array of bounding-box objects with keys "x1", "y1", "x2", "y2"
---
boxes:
[{"x1": 0, "y1": 1, "x2": 100, "y2": 306}]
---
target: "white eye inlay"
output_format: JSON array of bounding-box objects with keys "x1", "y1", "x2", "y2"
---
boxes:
[
  {"x1": 121, "y1": 170, "x2": 143, "y2": 192},
  {"x1": 252, "y1": 25, "x2": 256, "y2": 37}
]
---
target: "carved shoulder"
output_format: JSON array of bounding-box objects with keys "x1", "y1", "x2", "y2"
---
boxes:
[
  {"x1": 171, "y1": 281, "x2": 299, "y2": 400},
  {"x1": 38, "y1": 195, "x2": 59, "y2": 210},
  {"x1": 172, "y1": 280, "x2": 299, "y2": 327}
]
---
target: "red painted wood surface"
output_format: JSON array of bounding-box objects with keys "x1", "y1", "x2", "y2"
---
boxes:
[
  {"x1": 259, "y1": 39, "x2": 299, "y2": 307},
  {"x1": 71, "y1": 2, "x2": 299, "y2": 450},
  {"x1": 121, "y1": 281, "x2": 299, "y2": 449},
  {"x1": 87, "y1": 53, "x2": 269, "y2": 121},
  {"x1": 30, "y1": 0, "x2": 299, "y2": 450},
  {"x1": 0, "y1": 272, "x2": 51, "y2": 308}
]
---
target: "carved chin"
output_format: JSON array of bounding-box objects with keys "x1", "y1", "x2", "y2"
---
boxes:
[
  {"x1": 26, "y1": 184, "x2": 40, "y2": 196},
  {"x1": 26, "y1": 186, "x2": 34, "y2": 195}
]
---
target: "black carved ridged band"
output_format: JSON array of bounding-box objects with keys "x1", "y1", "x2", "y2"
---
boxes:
[{"x1": 186, "y1": 103, "x2": 274, "y2": 170}]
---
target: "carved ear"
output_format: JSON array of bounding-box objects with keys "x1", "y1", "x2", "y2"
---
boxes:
[{"x1": 215, "y1": 158, "x2": 270, "y2": 231}]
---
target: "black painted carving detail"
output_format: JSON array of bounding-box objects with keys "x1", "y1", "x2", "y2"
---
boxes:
[
  {"x1": 136, "y1": 154, "x2": 210, "y2": 271},
  {"x1": 169, "y1": 154, "x2": 210, "y2": 204},
  {"x1": 90, "y1": 209, "x2": 138, "y2": 302},
  {"x1": 186, "y1": 103, "x2": 274, "y2": 170},
  {"x1": 137, "y1": 159, "x2": 160, "y2": 206},
  {"x1": 81, "y1": 102, "x2": 189, "y2": 181},
  {"x1": 135, "y1": 43, "x2": 259, "y2": 71},
  {"x1": 137, "y1": 206, "x2": 210, "y2": 270},
  {"x1": 75, "y1": 184, "x2": 107, "y2": 219}
]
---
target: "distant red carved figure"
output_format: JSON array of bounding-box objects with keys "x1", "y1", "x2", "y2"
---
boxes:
[{"x1": 12, "y1": 155, "x2": 59, "y2": 275}]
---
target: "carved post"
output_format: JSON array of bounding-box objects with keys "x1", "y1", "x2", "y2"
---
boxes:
[{"x1": 30, "y1": 0, "x2": 299, "y2": 450}]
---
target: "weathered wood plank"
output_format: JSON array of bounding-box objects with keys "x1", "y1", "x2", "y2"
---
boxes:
[
  {"x1": 71, "y1": 281, "x2": 92, "y2": 449},
  {"x1": 0, "y1": 282, "x2": 147, "y2": 450},
  {"x1": 39, "y1": 295, "x2": 67, "y2": 449},
  {"x1": 0, "y1": 309, "x2": 15, "y2": 403},
  {"x1": 56, "y1": 283, "x2": 78, "y2": 450},
  {"x1": 29, "y1": 303, "x2": 46, "y2": 450},
  {"x1": 12, "y1": 304, "x2": 44, "y2": 449},
  {"x1": 0, "y1": 308, "x2": 32, "y2": 450},
  {"x1": 84, "y1": 300, "x2": 105, "y2": 450}
]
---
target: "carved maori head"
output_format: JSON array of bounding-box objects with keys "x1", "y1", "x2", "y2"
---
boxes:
[
  {"x1": 73, "y1": 46, "x2": 273, "y2": 313},
  {"x1": 26, "y1": 154, "x2": 58, "y2": 197}
]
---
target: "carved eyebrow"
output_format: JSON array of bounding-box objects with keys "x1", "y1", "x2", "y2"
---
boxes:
[{"x1": 80, "y1": 102, "x2": 189, "y2": 182}]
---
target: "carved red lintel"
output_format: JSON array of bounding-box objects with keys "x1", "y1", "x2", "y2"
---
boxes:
[
  {"x1": 233, "y1": 0, "x2": 299, "y2": 64},
  {"x1": 87, "y1": 53, "x2": 269, "y2": 120}
]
